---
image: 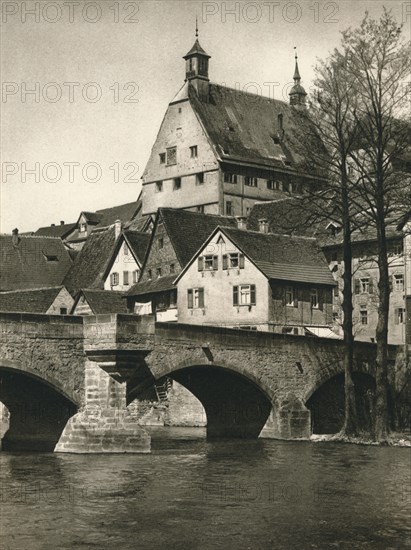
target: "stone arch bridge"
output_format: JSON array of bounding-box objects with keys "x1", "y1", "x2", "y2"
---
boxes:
[{"x1": 0, "y1": 313, "x2": 398, "y2": 452}]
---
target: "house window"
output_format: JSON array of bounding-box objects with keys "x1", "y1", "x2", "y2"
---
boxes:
[
  {"x1": 123, "y1": 271, "x2": 129, "y2": 286},
  {"x1": 155, "y1": 181, "x2": 163, "y2": 193},
  {"x1": 173, "y1": 177, "x2": 181, "y2": 190},
  {"x1": 223, "y1": 252, "x2": 245, "y2": 269},
  {"x1": 196, "y1": 205, "x2": 205, "y2": 213},
  {"x1": 246, "y1": 207, "x2": 252, "y2": 216},
  {"x1": 133, "y1": 270, "x2": 139, "y2": 283},
  {"x1": 169, "y1": 290, "x2": 177, "y2": 308},
  {"x1": 196, "y1": 172, "x2": 204, "y2": 185},
  {"x1": 394, "y1": 307, "x2": 405, "y2": 325},
  {"x1": 158, "y1": 238, "x2": 164, "y2": 249},
  {"x1": 190, "y1": 145, "x2": 198, "y2": 158},
  {"x1": 226, "y1": 201, "x2": 233, "y2": 216},
  {"x1": 124, "y1": 243, "x2": 129, "y2": 255},
  {"x1": 285, "y1": 286, "x2": 298, "y2": 307},
  {"x1": 110, "y1": 272, "x2": 119, "y2": 286},
  {"x1": 147, "y1": 269, "x2": 152, "y2": 280},
  {"x1": 198, "y1": 255, "x2": 218, "y2": 271},
  {"x1": 224, "y1": 173, "x2": 237, "y2": 184},
  {"x1": 360, "y1": 278, "x2": 371, "y2": 293},
  {"x1": 244, "y1": 176, "x2": 258, "y2": 187},
  {"x1": 159, "y1": 153, "x2": 166, "y2": 164},
  {"x1": 310, "y1": 288, "x2": 319, "y2": 308},
  {"x1": 393, "y1": 243, "x2": 403, "y2": 256},
  {"x1": 170, "y1": 263, "x2": 175, "y2": 274},
  {"x1": 187, "y1": 288, "x2": 204, "y2": 308},
  {"x1": 156, "y1": 267, "x2": 162, "y2": 278},
  {"x1": 44, "y1": 254, "x2": 58, "y2": 262},
  {"x1": 79, "y1": 223, "x2": 87, "y2": 233},
  {"x1": 166, "y1": 147, "x2": 177, "y2": 165},
  {"x1": 360, "y1": 308, "x2": 368, "y2": 325},
  {"x1": 267, "y1": 180, "x2": 275, "y2": 190},
  {"x1": 393, "y1": 274, "x2": 404, "y2": 291},
  {"x1": 233, "y1": 284, "x2": 256, "y2": 306},
  {"x1": 60, "y1": 308, "x2": 67, "y2": 315}
]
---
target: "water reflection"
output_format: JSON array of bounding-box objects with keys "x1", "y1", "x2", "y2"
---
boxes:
[{"x1": 1, "y1": 429, "x2": 410, "y2": 549}]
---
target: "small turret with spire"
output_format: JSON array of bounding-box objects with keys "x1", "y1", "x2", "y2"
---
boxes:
[
  {"x1": 183, "y1": 17, "x2": 211, "y2": 101},
  {"x1": 289, "y1": 48, "x2": 307, "y2": 106}
]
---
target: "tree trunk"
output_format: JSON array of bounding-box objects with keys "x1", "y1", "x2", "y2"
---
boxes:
[
  {"x1": 374, "y1": 216, "x2": 390, "y2": 441},
  {"x1": 340, "y1": 176, "x2": 358, "y2": 437}
]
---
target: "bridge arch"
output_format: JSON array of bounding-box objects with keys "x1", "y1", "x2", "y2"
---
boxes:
[
  {"x1": 0, "y1": 359, "x2": 79, "y2": 451},
  {"x1": 305, "y1": 371, "x2": 376, "y2": 434},
  {"x1": 134, "y1": 360, "x2": 275, "y2": 439}
]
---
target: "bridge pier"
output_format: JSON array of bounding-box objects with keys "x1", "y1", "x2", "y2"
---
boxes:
[
  {"x1": 260, "y1": 395, "x2": 311, "y2": 440},
  {"x1": 55, "y1": 360, "x2": 150, "y2": 453}
]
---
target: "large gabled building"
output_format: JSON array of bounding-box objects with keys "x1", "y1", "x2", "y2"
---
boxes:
[{"x1": 141, "y1": 34, "x2": 326, "y2": 218}]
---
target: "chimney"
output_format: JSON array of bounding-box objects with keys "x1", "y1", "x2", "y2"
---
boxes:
[
  {"x1": 12, "y1": 228, "x2": 19, "y2": 247},
  {"x1": 60, "y1": 221, "x2": 65, "y2": 225},
  {"x1": 114, "y1": 219, "x2": 122, "y2": 239},
  {"x1": 236, "y1": 216, "x2": 247, "y2": 230},
  {"x1": 258, "y1": 218, "x2": 269, "y2": 234},
  {"x1": 51, "y1": 223, "x2": 55, "y2": 227}
]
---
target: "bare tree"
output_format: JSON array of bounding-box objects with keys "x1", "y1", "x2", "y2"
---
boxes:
[{"x1": 341, "y1": 8, "x2": 411, "y2": 440}]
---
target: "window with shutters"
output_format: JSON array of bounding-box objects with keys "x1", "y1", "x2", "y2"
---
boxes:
[
  {"x1": 356, "y1": 277, "x2": 372, "y2": 294},
  {"x1": 222, "y1": 252, "x2": 245, "y2": 269},
  {"x1": 285, "y1": 286, "x2": 298, "y2": 307},
  {"x1": 394, "y1": 307, "x2": 405, "y2": 324},
  {"x1": 360, "y1": 308, "x2": 368, "y2": 325},
  {"x1": 123, "y1": 271, "x2": 129, "y2": 286},
  {"x1": 198, "y1": 255, "x2": 218, "y2": 271},
  {"x1": 187, "y1": 288, "x2": 204, "y2": 309},
  {"x1": 310, "y1": 288, "x2": 319, "y2": 308},
  {"x1": 393, "y1": 274, "x2": 404, "y2": 291},
  {"x1": 166, "y1": 147, "x2": 177, "y2": 165},
  {"x1": 110, "y1": 272, "x2": 119, "y2": 286},
  {"x1": 233, "y1": 284, "x2": 256, "y2": 306}
]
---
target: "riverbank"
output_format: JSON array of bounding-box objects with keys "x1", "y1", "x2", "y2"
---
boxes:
[{"x1": 311, "y1": 432, "x2": 411, "y2": 447}]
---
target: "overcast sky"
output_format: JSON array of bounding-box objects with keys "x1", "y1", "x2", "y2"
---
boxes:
[{"x1": 1, "y1": 0, "x2": 409, "y2": 232}]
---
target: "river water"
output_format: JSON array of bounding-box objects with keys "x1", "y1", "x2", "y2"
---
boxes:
[{"x1": 0, "y1": 428, "x2": 410, "y2": 550}]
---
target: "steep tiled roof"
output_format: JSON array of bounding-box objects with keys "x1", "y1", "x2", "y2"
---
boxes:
[
  {"x1": 82, "y1": 212, "x2": 101, "y2": 224},
  {"x1": 189, "y1": 83, "x2": 326, "y2": 176},
  {"x1": 0, "y1": 236, "x2": 73, "y2": 291},
  {"x1": 127, "y1": 275, "x2": 176, "y2": 297},
  {"x1": 75, "y1": 289, "x2": 128, "y2": 314},
  {"x1": 123, "y1": 230, "x2": 151, "y2": 265},
  {"x1": 95, "y1": 200, "x2": 141, "y2": 228},
  {"x1": 0, "y1": 286, "x2": 64, "y2": 313},
  {"x1": 221, "y1": 227, "x2": 335, "y2": 285},
  {"x1": 160, "y1": 208, "x2": 237, "y2": 267},
  {"x1": 247, "y1": 198, "x2": 320, "y2": 237},
  {"x1": 63, "y1": 226, "x2": 117, "y2": 293},
  {"x1": 34, "y1": 222, "x2": 77, "y2": 239}
]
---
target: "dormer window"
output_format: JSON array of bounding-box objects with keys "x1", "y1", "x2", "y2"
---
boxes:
[
  {"x1": 44, "y1": 254, "x2": 58, "y2": 262},
  {"x1": 79, "y1": 223, "x2": 87, "y2": 233}
]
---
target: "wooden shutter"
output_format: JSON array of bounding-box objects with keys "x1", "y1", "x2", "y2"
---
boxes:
[
  {"x1": 198, "y1": 288, "x2": 204, "y2": 308},
  {"x1": 239, "y1": 254, "x2": 245, "y2": 269},
  {"x1": 251, "y1": 285, "x2": 256, "y2": 305},
  {"x1": 233, "y1": 286, "x2": 239, "y2": 306},
  {"x1": 187, "y1": 289, "x2": 193, "y2": 308},
  {"x1": 368, "y1": 278, "x2": 374, "y2": 294},
  {"x1": 354, "y1": 279, "x2": 360, "y2": 294},
  {"x1": 213, "y1": 256, "x2": 218, "y2": 270},
  {"x1": 198, "y1": 257, "x2": 204, "y2": 271},
  {"x1": 222, "y1": 255, "x2": 228, "y2": 270}
]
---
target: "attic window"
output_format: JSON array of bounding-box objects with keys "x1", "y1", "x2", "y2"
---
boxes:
[
  {"x1": 190, "y1": 145, "x2": 198, "y2": 158},
  {"x1": 166, "y1": 147, "x2": 177, "y2": 166},
  {"x1": 159, "y1": 153, "x2": 166, "y2": 164},
  {"x1": 44, "y1": 254, "x2": 58, "y2": 262},
  {"x1": 273, "y1": 137, "x2": 280, "y2": 144},
  {"x1": 79, "y1": 223, "x2": 87, "y2": 232}
]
